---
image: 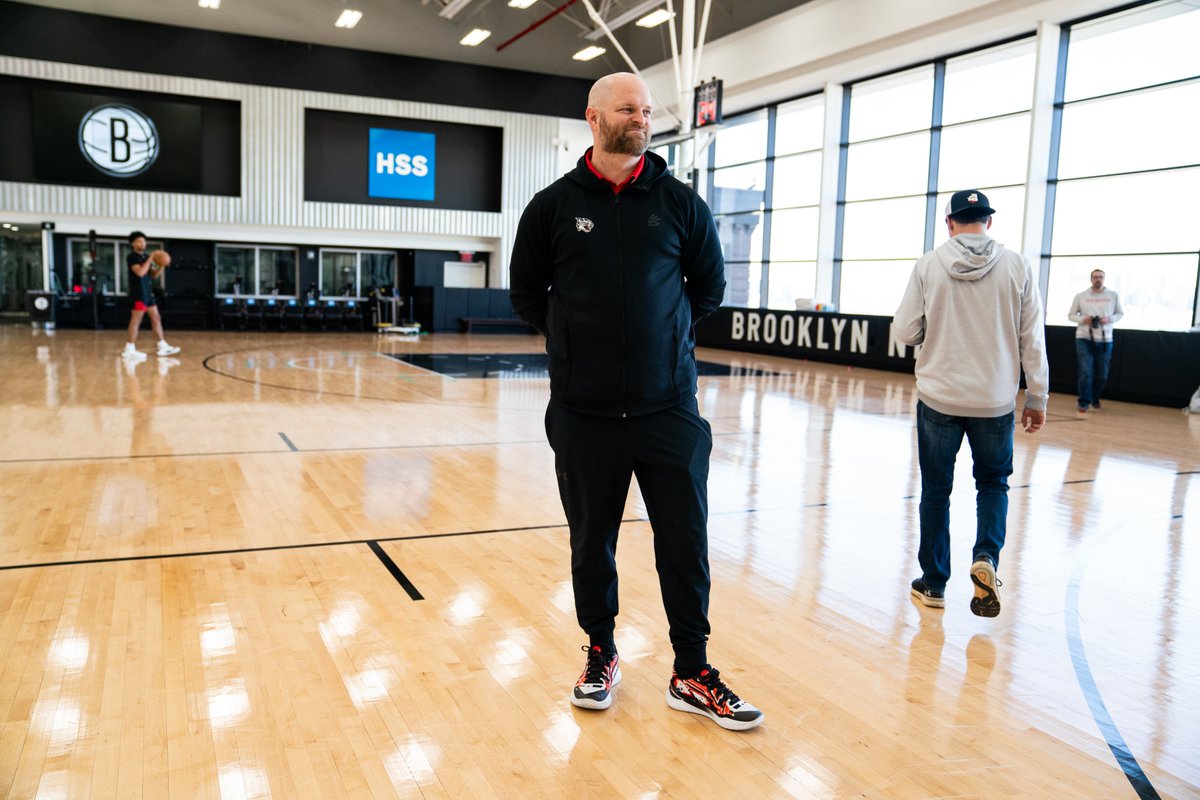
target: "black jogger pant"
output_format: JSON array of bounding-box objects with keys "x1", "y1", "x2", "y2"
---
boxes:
[{"x1": 545, "y1": 397, "x2": 712, "y2": 674}]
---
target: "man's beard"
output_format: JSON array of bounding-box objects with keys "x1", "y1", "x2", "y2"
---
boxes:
[{"x1": 598, "y1": 113, "x2": 649, "y2": 156}]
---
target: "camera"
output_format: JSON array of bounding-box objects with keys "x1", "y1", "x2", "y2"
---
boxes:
[{"x1": 1091, "y1": 316, "x2": 1101, "y2": 328}]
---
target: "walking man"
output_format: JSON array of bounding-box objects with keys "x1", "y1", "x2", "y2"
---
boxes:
[
  {"x1": 1068, "y1": 269, "x2": 1123, "y2": 413},
  {"x1": 893, "y1": 190, "x2": 1049, "y2": 617},
  {"x1": 509, "y1": 72, "x2": 762, "y2": 730},
  {"x1": 122, "y1": 231, "x2": 180, "y2": 361}
]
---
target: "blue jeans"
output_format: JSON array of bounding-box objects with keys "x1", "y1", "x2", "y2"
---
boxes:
[
  {"x1": 1075, "y1": 338, "x2": 1113, "y2": 409},
  {"x1": 916, "y1": 402, "x2": 1014, "y2": 591}
]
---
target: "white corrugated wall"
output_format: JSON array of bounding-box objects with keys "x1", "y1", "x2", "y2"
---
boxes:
[{"x1": 0, "y1": 55, "x2": 567, "y2": 285}]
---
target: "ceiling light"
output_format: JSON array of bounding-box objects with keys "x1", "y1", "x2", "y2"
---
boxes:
[
  {"x1": 335, "y1": 9, "x2": 363, "y2": 28},
  {"x1": 198, "y1": 0, "x2": 220, "y2": 8},
  {"x1": 508, "y1": 0, "x2": 538, "y2": 7},
  {"x1": 584, "y1": 0, "x2": 664, "y2": 40},
  {"x1": 438, "y1": 0, "x2": 474, "y2": 19},
  {"x1": 636, "y1": 8, "x2": 672, "y2": 27},
  {"x1": 460, "y1": 28, "x2": 492, "y2": 46},
  {"x1": 572, "y1": 45, "x2": 606, "y2": 61}
]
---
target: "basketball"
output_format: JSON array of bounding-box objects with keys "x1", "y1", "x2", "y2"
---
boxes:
[{"x1": 151, "y1": 250, "x2": 171, "y2": 267}]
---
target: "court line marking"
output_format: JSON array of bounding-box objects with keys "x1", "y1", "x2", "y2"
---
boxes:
[
  {"x1": 4, "y1": 437, "x2": 1192, "y2": 470},
  {"x1": 368, "y1": 541, "x2": 424, "y2": 600},
  {"x1": 0, "y1": 522, "x2": 572, "y2": 573},
  {"x1": 0, "y1": 439, "x2": 550, "y2": 465},
  {"x1": 0, "y1": 476, "x2": 1085, "y2": 573},
  {"x1": 1064, "y1": 532, "x2": 1162, "y2": 800},
  {"x1": 278, "y1": 432, "x2": 298, "y2": 451},
  {"x1": 0, "y1": 428, "x2": 766, "y2": 465}
]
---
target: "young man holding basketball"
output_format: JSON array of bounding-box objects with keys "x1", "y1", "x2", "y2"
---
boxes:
[{"x1": 122, "y1": 230, "x2": 180, "y2": 361}]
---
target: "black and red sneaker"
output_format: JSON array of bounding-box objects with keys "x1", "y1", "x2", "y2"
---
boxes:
[
  {"x1": 571, "y1": 645, "x2": 621, "y2": 710},
  {"x1": 666, "y1": 665, "x2": 763, "y2": 731}
]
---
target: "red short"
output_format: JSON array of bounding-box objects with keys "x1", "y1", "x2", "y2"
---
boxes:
[{"x1": 133, "y1": 301, "x2": 150, "y2": 311}]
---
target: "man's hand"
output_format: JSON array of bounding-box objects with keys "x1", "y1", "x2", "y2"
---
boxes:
[
  {"x1": 1082, "y1": 315, "x2": 1094, "y2": 325},
  {"x1": 1021, "y1": 408, "x2": 1045, "y2": 433}
]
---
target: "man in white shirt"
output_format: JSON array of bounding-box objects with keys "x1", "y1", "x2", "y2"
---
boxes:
[
  {"x1": 893, "y1": 189, "x2": 1049, "y2": 618},
  {"x1": 1068, "y1": 269, "x2": 1123, "y2": 413}
]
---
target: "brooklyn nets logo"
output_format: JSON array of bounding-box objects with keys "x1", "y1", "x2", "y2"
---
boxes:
[{"x1": 78, "y1": 104, "x2": 159, "y2": 177}]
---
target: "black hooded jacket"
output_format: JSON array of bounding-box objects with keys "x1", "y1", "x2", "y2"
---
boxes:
[{"x1": 509, "y1": 149, "x2": 726, "y2": 417}]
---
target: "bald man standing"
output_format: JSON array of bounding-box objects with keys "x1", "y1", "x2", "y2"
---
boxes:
[{"x1": 510, "y1": 73, "x2": 762, "y2": 731}]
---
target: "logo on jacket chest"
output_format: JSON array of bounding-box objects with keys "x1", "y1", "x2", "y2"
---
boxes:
[{"x1": 571, "y1": 210, "x2": 666, "y2": 235}]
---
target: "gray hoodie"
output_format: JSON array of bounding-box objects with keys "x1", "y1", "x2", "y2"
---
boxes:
[{"x1": 893, "y1": 233, "x2": 1049, "y2": 417}]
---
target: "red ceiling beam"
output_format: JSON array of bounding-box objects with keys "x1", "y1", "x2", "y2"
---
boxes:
[{"x1": 496, "y1": 0, "x2": 581, "y2": 52}]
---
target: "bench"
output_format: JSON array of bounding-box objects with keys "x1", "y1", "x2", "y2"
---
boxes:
[{"x1": 461, "y1": 317, "x2": 538, "y2": 334}]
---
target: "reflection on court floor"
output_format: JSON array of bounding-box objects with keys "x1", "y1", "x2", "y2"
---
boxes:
[
  {"x1": 384, "y1": 351, "x2": 782, "y2": 379},
  {"x1": 0, "y1": 328, "x2": 1197, "y2": 800}
]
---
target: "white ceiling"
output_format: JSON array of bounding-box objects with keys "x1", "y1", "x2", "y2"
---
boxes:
[{"x1": 13, "y1": 0, "x2": 810, "y2": 80}]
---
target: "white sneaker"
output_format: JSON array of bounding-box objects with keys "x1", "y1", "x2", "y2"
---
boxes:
[
  {"x1": 122, "y1": 346, "x2": 148, "y2": 361},
  {"x1": 157, "y1": 342, "x2": 181, "y2": 356}
]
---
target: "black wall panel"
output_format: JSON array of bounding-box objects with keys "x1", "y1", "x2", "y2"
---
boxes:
[
  {"x1": 0, "y1": 75, "x2": 240, "y2": 195},
  {"x1": 305, "y1": 110, "x2": 501, "y2": 211}
]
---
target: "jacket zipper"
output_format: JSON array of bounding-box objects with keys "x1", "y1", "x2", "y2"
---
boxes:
[{"x1": 615, "y1": 191, "x2": 627, "y2": 418}]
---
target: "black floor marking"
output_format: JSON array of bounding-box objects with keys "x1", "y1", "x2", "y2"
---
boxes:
[
  {"x1": 278, "y1": 432, "x2": 298, "y2": 451},
  {"x1": 368, "y1": 541, "x2": 424, "y2": 600},
  {"x1": 1065, "y1": 536, "x2": 1161, "y2": 799},
  {"x1": 0, "y1": 472, "x2": 1113, "y2": 574},
  {"x1": 0, "y1": 522, "x2": 571, "y2": 573},
  {"x1": 0, "y1": 438, "x2": 548, "y2": 465}
]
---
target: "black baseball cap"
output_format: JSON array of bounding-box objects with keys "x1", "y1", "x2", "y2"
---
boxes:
[{"x1": 944, "y1": 190, "x2": 995, "y2": 217}]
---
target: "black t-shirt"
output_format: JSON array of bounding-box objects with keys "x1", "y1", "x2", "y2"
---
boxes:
[{"x1": 127, "y1": 251, "x2": 156, "y2": 306}]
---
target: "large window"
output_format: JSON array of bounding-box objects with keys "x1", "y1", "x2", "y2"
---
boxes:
[
  {"x1": 766, "y1": 95, "x2": 824, "y2": 308},
  {"x1": 1047, "y1": 0, "x2": 1200, "y2": 330},
  {"x1": 838, "y1": 40, "x2": 1036, "y2": 316},
  {"x1": 697, "y1": 4, "x2": 1199, "y2": 331},
  {"x1": 259, "y1": 249, "x2": 296, "y2": 296},
  {"x1": 932, "y1": 39, "x2": 1035, "y2": 251},
  {"x1": 320, "y1": 249, "x2": 397, "y2": 298},
  {"x1": 840, "y1": 66, "x2": 934, "y2": 316},
  {"x1": 704, "y1": 98, "x2": 823, "y2": 311},
  {"x1": 709, "y1": 111, "x2": 768, "y2": 308},
  {"x1": 215, "y1": 245, "x2": 298, "y2": 297}
]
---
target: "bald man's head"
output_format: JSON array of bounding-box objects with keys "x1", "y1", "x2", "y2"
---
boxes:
[
  {"x1": 587, "y1": 72, "x2": 646, "y2": 108},
  {"x1": 586, "y1": 72, "x2": 652, "y2": 157}
]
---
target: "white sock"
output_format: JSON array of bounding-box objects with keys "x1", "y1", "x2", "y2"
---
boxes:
[{"x1": 125, "y1": 342, "x2": 136, "y2": 351}]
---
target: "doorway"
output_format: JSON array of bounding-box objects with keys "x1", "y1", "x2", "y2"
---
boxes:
[{"x1": 0, "y1": 223, "x2": 43, "y2": 317}]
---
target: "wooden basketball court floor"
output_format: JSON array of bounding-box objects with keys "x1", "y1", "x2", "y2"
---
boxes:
[{"x1": 0, "y1": 325, "x2": 1196, "y2": 799}]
